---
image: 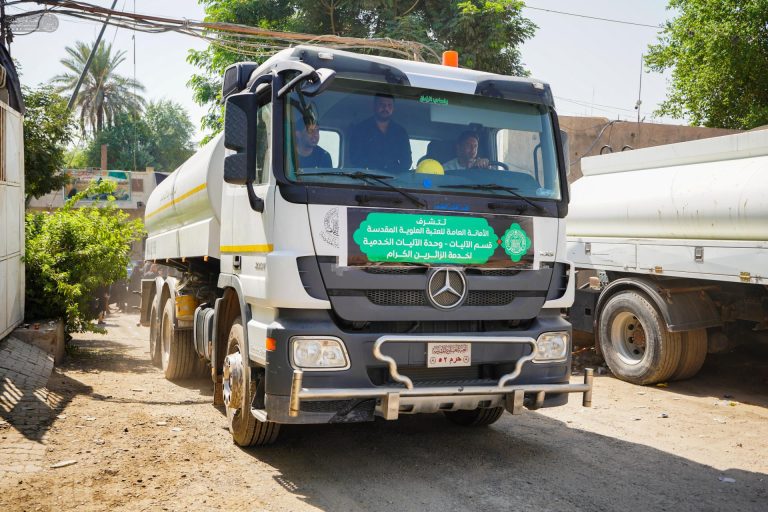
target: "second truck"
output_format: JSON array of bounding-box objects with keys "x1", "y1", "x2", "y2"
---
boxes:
[{"x1": 140, "y1": 46, "x2": 591, "y2": 446}]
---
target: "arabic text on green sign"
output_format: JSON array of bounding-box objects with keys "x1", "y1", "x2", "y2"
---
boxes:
[{"x1": 353, "y1": 213, "x2": 499, "y2": 264}]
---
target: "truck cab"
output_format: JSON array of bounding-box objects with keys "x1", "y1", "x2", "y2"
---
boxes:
[{"x1": 141, "y1": 46, "x2": 592, "y2": 445}]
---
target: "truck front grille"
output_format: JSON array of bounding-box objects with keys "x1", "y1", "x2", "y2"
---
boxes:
[{"x1": 366, "y1": 290, "x2": 514, "y2": 307}]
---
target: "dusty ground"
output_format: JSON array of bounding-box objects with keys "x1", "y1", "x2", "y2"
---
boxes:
[{"x1": 1, "y1": 312, "x2": 766, "y2": 512}]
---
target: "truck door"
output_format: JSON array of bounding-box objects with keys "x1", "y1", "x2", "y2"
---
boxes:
[{"x1": 220, "y1": 98, "x2": 275, "y2": 300}]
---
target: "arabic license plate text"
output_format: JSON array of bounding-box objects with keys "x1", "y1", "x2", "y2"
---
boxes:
[{"x1": 427, "y1": 343, "x2": 471, "y2": 368}]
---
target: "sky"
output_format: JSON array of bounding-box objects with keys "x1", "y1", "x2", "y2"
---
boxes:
[{"x1": 7, "y1": 0, "x2": 679, "y2": 144}]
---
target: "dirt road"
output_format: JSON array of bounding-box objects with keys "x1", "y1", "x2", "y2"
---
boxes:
[{"x1": 1, "y1": 312, "x2": 766, "y2": 511}]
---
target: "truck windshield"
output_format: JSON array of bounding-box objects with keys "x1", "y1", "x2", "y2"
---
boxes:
[{"x1": 284, "y1": 78, "x2": 562, "y2": 201}]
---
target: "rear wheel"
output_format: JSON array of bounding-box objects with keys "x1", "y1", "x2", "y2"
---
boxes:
[
  {"x1": 160, "y1": 297, "x2": 203, "y2": 380},
  {"x1": 148, "y1": 302, "x2": 161, "y2": 367},
  {"x1": 671, "y1": 329, "x2": 708, "y2": 381},
  {"x1": 444, "y1": 407, "x2": 504, "y2": 427},
  {"x1": 223, "y1": 317, "x2": 280, "y2": 446},
  {"x1": 598, "y1": 291, "x2": 682, "y2": 385}
]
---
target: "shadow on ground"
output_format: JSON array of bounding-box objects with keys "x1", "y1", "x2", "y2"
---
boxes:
[
  {"x1": 1, "y1": 372, "x2": 92, "y2": 442},
  {"x1": 244, "y1": 412, "x2": 766, "y2": 511}
]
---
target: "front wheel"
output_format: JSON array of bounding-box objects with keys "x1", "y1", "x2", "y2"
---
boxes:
[
  {"x1": 598, "y1": 290, "x2": 682, "y2": 385},
  {"x1": 444, "y1": 407, "x2": 504, "y2": 427},
  {"x1": 223, "y1": 317, "x2": 280, "y2": 446}
]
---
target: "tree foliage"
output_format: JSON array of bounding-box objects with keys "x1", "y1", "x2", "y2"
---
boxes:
[
  {"x1": 84, "y1": 100, "x2": 195, "y2": 172},
  {"x1": 188, "y1": 0, "x2": 536, "y2": 138},
  {"x1": 646, "y1": 0, "x2": 768, "y2": 129},
  {"x1": 53, "y1": 41, "x2": 146, "y2": 134},
  {"x1": 22, "y1": 85, "x2": 74, "y2": 202},
  {"x1": 25, "y1": 180, "x2": 145, "y2": 333},
  {"x1": 144, "y1": 100, "x2": 196, "y2": 172}
]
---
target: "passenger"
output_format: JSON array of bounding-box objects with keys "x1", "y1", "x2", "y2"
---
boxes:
[
  {"x1": 443, "y1": 131, "x2": 490, "y2": 170},
  {"x1": 349, "y1": 93, "x2": 412, "y2": 172},
  {"x1": 294, "y1": 114, "x2": 332, "y2": 169}
]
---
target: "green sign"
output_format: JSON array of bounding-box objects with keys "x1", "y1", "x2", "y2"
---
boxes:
[
  {"x1": 419, "y1": 95, "x2": 448, "y2": 105},
  {"x1": 501, "y1": 223, "x2": 532, "y2": 262},
  {"x1": 353, "y1": 213, "x2": 499, "y2": 264}
]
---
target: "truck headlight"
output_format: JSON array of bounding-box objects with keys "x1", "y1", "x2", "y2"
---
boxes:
[
  {"x1": 290, "y1": 336, "x2": 350, "y2": 370},
  {"x1": 533, "y1": 332, "x2": 569, "y2": 362}
]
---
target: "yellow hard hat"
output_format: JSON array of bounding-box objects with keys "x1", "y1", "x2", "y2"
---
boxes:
[{"x1": 416, "y1": 158, "x2": 444, "y2": 175}]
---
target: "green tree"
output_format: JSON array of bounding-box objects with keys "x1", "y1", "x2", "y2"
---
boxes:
[
  {"x1": 25, "y1": 180, "x2": 145, "y2": 333},
  {"x1": 145, "y1": 100, "x2": 196, "y2": 172},
  {"x1": 84, "y1": 100, "x2": 195, "y2": 172},
  {"x1": 85, "y1": 112, "x2": 154, "y2": 171},
  {"x1": 22, "y1": 85, "x2": 74, "y2": 203},
  {"x1": 646, "y1": 0, "x2": 768, "y2": 129},
  {"x1": 188, "y1": 0, "x2": 535, "y2": 138},
  {"x1": 53, "y1": 40, "x2": 146, "y2": 134}
]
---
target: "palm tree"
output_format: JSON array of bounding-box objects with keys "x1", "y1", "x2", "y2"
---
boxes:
[{"x1": 53, "y1": 40, "x2": 146, "y2": 134}]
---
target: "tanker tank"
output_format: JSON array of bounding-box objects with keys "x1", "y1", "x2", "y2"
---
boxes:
[
  {"x1": 144, "y1": 134, "x2": 225, "y2": 261},
  {"x1": 567, "y1": 130, "x2": 768, "y2": 242}
]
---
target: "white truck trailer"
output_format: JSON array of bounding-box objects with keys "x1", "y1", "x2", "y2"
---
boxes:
[
  {"x1": 0, "y1": 52, "x2": 25, "y2": 340},
  {"x1": 140, "y1": 46, "x2": 592, "y2": 446},
  {"x1": 567, "y1": 130, "x2": 768, "y2": 385}
]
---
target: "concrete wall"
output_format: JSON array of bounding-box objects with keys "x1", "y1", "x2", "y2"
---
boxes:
[{"x1": 559, "y1": 116, "x2": 741, "y2": 182}]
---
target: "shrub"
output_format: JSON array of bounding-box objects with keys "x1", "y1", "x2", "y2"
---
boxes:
[{"x1": 25, "y1": 180, "x2": 145, "y2": 333}]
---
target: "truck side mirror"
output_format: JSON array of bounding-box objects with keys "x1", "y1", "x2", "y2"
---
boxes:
[{"x1": 223, "y1": 92, "x2": 259, "y2": 186}]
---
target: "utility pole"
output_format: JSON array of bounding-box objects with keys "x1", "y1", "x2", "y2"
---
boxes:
[{"x1": 67, "y1": 0, "x2": 118, "y2": 110}]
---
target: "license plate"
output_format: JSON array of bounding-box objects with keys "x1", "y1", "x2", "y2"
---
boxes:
[{"x1": 427, "y1": 343, "x2": 471, "y2": 368}]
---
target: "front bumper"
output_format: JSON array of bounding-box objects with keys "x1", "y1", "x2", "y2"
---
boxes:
[
  {"x1": 287, "y1": 335, "x2": 593, "y2": 421},
  {"x1": 261, "y1": 311, "x2": 593, "y2": 424}
]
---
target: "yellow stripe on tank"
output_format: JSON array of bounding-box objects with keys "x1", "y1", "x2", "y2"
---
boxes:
[
  {"x1": 220, "y1": 244, "x2": 274, "y2": 254},
  {"x1": 145, "y1": 183, "x2": 207, "y2": 219}
]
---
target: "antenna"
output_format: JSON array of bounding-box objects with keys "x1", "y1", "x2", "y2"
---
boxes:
[
  {"x1": 635, "y1": 53, "x2": 643, "y2": 124},
  {"x1": 132, "y1": 0, "x2": 137, "y2": 172}
]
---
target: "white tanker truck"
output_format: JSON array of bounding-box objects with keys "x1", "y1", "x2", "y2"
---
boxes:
[
  {"x1": 567, "y1": 130, "x2": 768, "y2": 385},
  {"x1": 139, "y1": 46, "x2": 593, "y2": 446}
]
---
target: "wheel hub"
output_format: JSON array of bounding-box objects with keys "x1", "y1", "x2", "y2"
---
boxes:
[
  {"x1": 610, "y1": 311, "x2": 647, "y2": 365},
  {"x1": 222, "y1": 352, "x2": 244, "y2": 409}
]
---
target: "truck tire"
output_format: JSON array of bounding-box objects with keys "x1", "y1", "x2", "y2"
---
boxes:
[
  {"x1": 671, "y1": 329, "x2": 708, "y2": 381},
  {"x1": 444, "y1": 407, "x2": 504, "y2": 427},
  {"x1": 223, "y1": 317, "x2": 280, "y2": 446},
  {"x1": 148, "y1": 302, "x2": 161, "y2": 367},
  {"x1": 598, "y1": 290, "x2": 682, "y2": 385},
  {"x1": 160, "y1": 297, "x2": 202, "y2": 380}
]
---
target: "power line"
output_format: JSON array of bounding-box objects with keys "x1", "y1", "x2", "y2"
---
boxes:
[
  {"x1": 524, "y1": 4, "x2": 661, "y2": 29},
  {"x1": 555, "y1": 96, "x2": 637, "y2": 114}
]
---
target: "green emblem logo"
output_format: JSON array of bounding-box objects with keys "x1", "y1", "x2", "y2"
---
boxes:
[{"x1": 501, "y1": 223, "x2": 531, "y2": 262}]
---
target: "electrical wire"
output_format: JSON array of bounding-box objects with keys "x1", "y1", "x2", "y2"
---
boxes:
[
  {"x1": 9, "y1": 0, "x2": 440, "y2": 62},
  {"x1": 523, "y1": 4, "x2": 660, "y2": 29}
]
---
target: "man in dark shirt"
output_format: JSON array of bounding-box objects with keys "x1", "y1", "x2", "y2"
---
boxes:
[
  {"x1": 295, "y1": 119, "x2": 332, "y2": 169},
  {"x1": 349, "y1": 93, "x2": 412, "y2": 172}
]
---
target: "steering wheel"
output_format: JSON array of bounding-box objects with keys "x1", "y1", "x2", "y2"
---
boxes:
[{"x1": 476, "y1": 161, "x2": 509, "y2": 170}]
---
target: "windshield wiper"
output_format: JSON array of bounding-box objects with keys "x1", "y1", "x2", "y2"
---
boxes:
[
  {"x1": 301, "y1": 171, "x2": 426, "y2": 208},
  {"x1": 439, "y1": 183, "x2": 544, "y2": 212}
]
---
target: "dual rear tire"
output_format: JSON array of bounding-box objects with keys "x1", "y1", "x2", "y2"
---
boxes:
[
  {"x1": 598, "y1": 291, "x2": 708, "y2": 385},
  {"x1": 148, "y1": 297, "x2": 206, "y2": 379}
]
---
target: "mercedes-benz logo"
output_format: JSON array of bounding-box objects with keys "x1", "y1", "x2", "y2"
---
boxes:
[{"x1": 427, "y1": 268, "x2": 467, "y2": 310}]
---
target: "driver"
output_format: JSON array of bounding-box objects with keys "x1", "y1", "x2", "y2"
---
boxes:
[
  {"x1": 443, "y1": 131, "x2": 490, "y2": 170},
  {"x1": 294, "y1": 113, "x2": 332, "y2": 169}
]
